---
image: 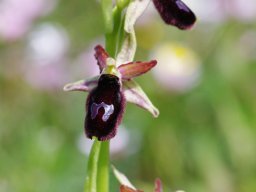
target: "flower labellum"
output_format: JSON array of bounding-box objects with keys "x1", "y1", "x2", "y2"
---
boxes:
[
  {"x1": 85, "y1": 74, "x2": 125, "y2": 141},
  {"x1": 152, "y1": 0, "x2": 196, "y2": 29}
]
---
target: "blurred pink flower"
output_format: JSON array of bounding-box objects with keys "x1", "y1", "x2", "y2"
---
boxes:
[
  {"x1": 227, "y1": 0, "x2": 256, "y2": 22},
  {"x1": 183, "y1": 0, "x2": 227, "y2": 23},
  {"x1": 71, "y1": 40, "x2": 104, "y2": 79},
  {"x1": 25, "y1": 62, "x2": 68, "y2": 91},
  {"x1": 0, "y1": 0, "x2": 56, "y2": 41},
  {"x1": 184, "y1": 0, "x2": 256, "y2": 24}
]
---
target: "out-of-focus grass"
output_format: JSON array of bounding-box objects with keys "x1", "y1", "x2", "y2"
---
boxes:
[{"x1": 0, "y1": 1, "x2": 256, "y2": 192}]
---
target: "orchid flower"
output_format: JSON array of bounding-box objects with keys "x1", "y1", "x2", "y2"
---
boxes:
[
  {"x1": 63, "y1": 45, "x2": 158, "y2": 141},
  {"x1": 63, "y1": 0, "x2": 196, "y2": 142}
]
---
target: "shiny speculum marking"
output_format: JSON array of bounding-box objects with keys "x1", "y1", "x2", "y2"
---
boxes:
[{"x1": 91, "y1": 102, "x2": 114, "y2": 122}]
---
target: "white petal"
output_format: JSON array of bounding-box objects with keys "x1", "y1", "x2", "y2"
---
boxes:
[
  {"x1": 63, "y1": 76, "x2": 99, "y2": 92},
  {"x1": 116, "y1": 30, "x2": 136, "y2": 66},
  {"x1": 116, "y1": 0, "x2": 151, "y2": 66},
  {"x1": 124, "y1": 0, "x2": 151, "y2": 33},
  {"x1": 112, "y1": 165, "x2": 137, "y2": 190}
]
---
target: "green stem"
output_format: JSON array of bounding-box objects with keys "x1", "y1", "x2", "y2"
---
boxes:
[
  {"x1": 116, "y1": 13, "x2": 126, "y2": 54},
  {"x1": 101, "y1": 0, "x2": 113, "y2": 34},
  {"x1": 97, "y1": 141, "x2": 110, "y2": 192},
  {"x1": 117, "y1": 0, "x2": 131, "y2": 10},
  {"x1": 105, "y1": 0, "x2": 130, "y2": 57},
  {"x1": 105, "y1": 7, "x2": 122, "y2": 57},
  {"x1": 84, "y1": 1, "x2": 130, "y2": 192},
  {"x1": 84, "y1": 139, "x2": 101, "y2": 192}
]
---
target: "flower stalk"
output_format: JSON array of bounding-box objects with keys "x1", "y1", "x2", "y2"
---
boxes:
[
  {"x1": 96, "y1": 141, "x2": 110, "y2": 192},
  {"x1": 85, "y1": 1, "x2": 130, "y2": 192},
  {"x1": 84, "y1": 139, "x2": 101, "y2": 192}
]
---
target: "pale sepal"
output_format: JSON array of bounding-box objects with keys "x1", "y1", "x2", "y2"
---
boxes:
[
  {"x1": 124, "y1": 0, "x2": 151, "y2": 33},
  {"x1": 112, "y1": 165, "x2": 137, "y2": 190},
  {"x1": 116, "y1": 30, "x2": 136, "y2": 66},
  {"x1": 123, "y1": 80, "x2": 159, "y2": 117},
  {"x1": 63, "y1": 76, "x2": 99, "y2": 92},
  {"x1": 116, "y1": 0, "x2": 150, "y2": 66}
]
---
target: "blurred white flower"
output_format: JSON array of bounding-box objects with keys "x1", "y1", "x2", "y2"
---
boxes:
[
  {"x1": 24, "y1": 23, "x2": 69, "y2": 90},
  {"x1": 27, "y1": 23, "x2": 69, "y2": 64},
  {"x1": 151, "y1": 43, "x2": 201, "y2": 92},
  {"x1": 136, "y1": 1, "x2": 157, "y2": 26},
  {"x1": 183, "y1": 0, "x2": 227, "y2": 24},
  {"x1": 77, "y1": 125, "x2": 130, "y2": 157},
  {"x1": 0, "y1": 0, "x2": 57, "y2": 41}
]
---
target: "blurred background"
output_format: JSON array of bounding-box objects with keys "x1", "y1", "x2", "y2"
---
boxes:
[{"x1": 1, "y1": 0, "x2": 256, "y2": 191}]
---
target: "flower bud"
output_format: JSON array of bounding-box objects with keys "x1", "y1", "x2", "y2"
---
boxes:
[
  {"x1": 85, "y1": 74, "x2": 125, "y2": 141},
  {"x1": 153, "y1": 0, "x2": 196, "y2": 29}
]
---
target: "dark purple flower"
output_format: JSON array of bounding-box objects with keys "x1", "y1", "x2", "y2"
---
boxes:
[
  {"x1": 85, "y1": 74, "x2": 125, "y2": 141},
  {"x1": 152, "y1": 0, "x2": 196, "y2": 29},
  {"x1": 64, "y1": 45, "x2": 159, "y2": 141}
]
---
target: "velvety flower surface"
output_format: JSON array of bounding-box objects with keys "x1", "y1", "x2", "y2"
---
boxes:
[
  {"x1": 64, "y1": 45, "x2": 159, "y2": 141},
  {"x1": 152, "y1": 0, "x2": 196, "y2": 29},
  {"x1": 85, "y1": 74, "x2": 125, "y2": 141}
]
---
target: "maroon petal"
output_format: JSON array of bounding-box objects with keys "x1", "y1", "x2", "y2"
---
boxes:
[
  {"x1": 153, "y1": 0, "x2": 196, "y2": 30},
  {"x1": 85, "y1": 74, "x2": 125, "y2": 141},
  {"x1": 94, "y1": 45, "x2": 109, "y2": 72},
  {"x1": 154, "y1": 178, "x2": 163, "y2": 192},
  {"x1": 118, "y1": 60, "x2": 157, "y2": 80}
]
